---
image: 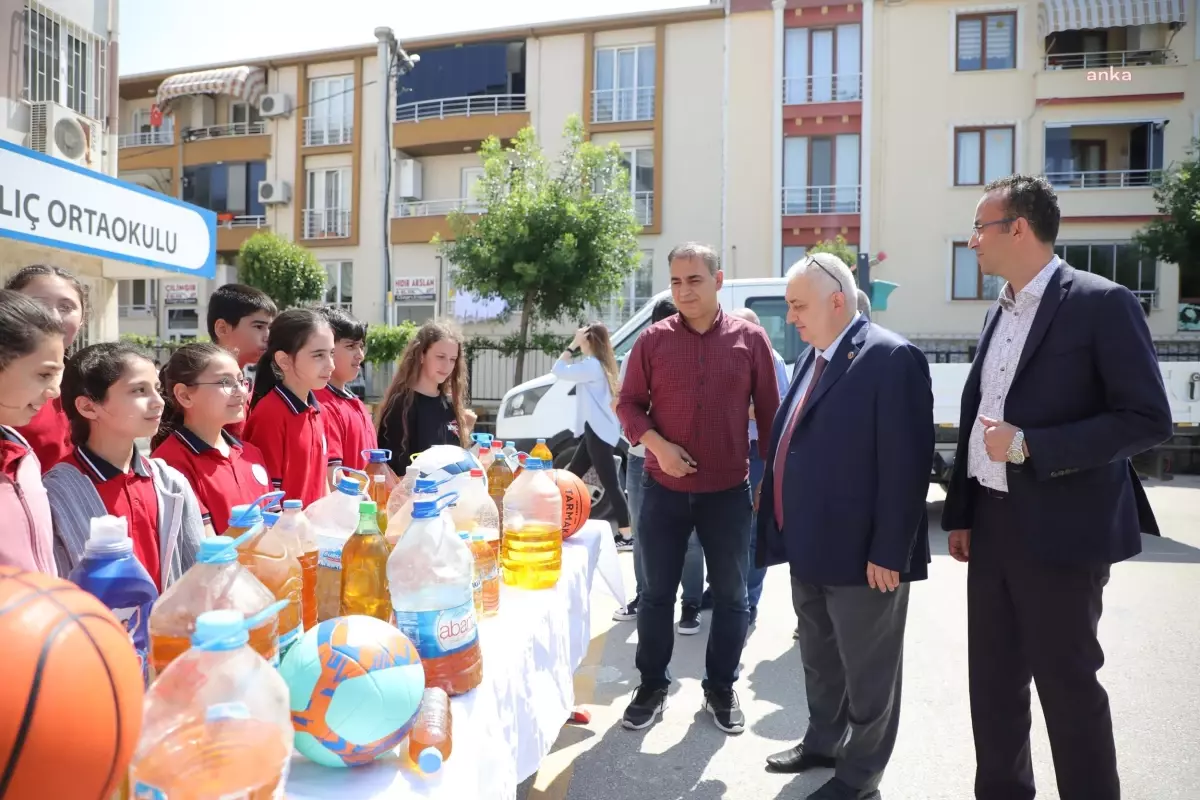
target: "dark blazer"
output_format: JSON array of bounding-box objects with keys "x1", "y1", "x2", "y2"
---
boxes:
[
  {"x1": 756, "y1": 317, "x2": 935, "y2": 586},
  {"x1": 941, "y1": 263, "x2": 1173, "y2": 566}
]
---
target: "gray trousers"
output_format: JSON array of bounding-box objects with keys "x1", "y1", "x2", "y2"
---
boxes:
[{"x1": 791, "y1": 577, "x2": 910, "y2": 793}]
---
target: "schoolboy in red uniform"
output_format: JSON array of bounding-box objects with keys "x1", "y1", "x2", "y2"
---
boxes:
[
  {"x1": 314, "y1": 306, "x2": 377, "y2": 477},
  {"x1": 207, "y1": 284, "x2": 277, "y2": 440}
]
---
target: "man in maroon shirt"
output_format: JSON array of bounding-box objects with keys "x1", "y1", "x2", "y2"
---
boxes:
[{"x1": 616, "y1": 242, "x2": 781, "y2": 735}]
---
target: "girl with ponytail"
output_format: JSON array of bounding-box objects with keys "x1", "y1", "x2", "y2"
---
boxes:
[{"x1": 151, "y1": 343, "x2": 270, "y2": 534}]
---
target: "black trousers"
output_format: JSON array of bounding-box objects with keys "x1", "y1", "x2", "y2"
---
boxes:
[
  {"x1": 969, "y1": 487, "x2": 1118, "y2": 800},
  {"x1": 566, "y1": 423, "x2": 630, "y2": 528}
]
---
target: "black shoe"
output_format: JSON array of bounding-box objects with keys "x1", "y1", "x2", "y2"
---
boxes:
[
  {"x1": 765, "y1": 743, "x2": 837, "y2": 773},
  {"x1": 702, "y1": 686, "x2": 745, "y2": 734},
  {"x1": 622, "y1": 684, "x2": 668, "y2": 730},
  {"x1": 806, "y1": 777, "x2": 881, "y2": 800},
  {"x1": 677, "y1": 604, "x2": 701, "y2": 635},
  {"x1": 700, "y1": 588, "x2": 714, "y2": 610},
  {"x1": 612, "y1": 595, "x2": 639, "y2": 621}
]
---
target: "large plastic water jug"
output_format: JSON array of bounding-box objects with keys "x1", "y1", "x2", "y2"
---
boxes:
[
  {"x1": 388, "y1": 479, "x2": 483, "y2": 696},
  {"x1": 305, "y1": 468, "x2": 368, "y2": 621},
  {"x1": 501, "y1": 457, "x2": 563, "y2": 590},
  {"x1": 131, "y1": 604, "x2": 294, "y2": 797},
  {"x1": 228, "y1": 491, "x2": 304, "y2": 661}
]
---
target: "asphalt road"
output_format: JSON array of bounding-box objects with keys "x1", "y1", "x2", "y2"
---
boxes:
[{"x1": 520, "y1": 477, "x2": 1200, "y2": 800}]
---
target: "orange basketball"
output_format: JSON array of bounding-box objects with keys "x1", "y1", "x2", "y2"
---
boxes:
[
  {"x1": 0, "y1": 566, "x2": 145, "y2": 799},
  {"x1": 549, "y1": 469, "x2": 592, "y2": 538}
]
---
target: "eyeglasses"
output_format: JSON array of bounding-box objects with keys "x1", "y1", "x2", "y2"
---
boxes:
[
  {"x1": 805, "y1": 257, "x2": 844, "y2": 296},
  {"x1": 191, "y1": 377, "x2": 250, "y2": 395},
  {"x1": 971, "y1": 217, "x2": 1017, "y2": 239}
]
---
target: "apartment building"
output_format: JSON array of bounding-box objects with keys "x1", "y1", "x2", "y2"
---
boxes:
[
  {"x1": 113, "y1": 0, "x2": 1199, "y2": 354},
  {"x1": 1, "y1": 0, "x2": 216, "y2": 345}
]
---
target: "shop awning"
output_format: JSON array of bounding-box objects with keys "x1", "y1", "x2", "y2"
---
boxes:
[
  {"x1": 155, "y1": 66, "x2": 266, "y2": 114},
  {"x1": 1039, "y1": 0, "x2": 1187, "y2": 36}
]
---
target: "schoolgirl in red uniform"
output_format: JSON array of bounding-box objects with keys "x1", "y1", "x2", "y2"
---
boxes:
[
  {"x1": 314, "y1": 306, "x2": 377, "y2": 477},
  {"x1": 152, "y1": 343, "x2": 271, "y2": 534},
  {"x1": 7, "y1": 265, "x2": 87, "y2": 472},
  {"x1": 244, "y1": 308, "x2": 335, "y2": 507}
]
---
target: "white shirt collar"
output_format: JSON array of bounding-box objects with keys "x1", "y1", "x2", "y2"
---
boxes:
[{"x1": 815, "y1": 312, "x2": 863, "y2": 362}]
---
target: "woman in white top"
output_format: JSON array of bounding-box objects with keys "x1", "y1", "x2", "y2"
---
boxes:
[{"x1": 552, "y1": 323, "x2": 631, "y2": 537}]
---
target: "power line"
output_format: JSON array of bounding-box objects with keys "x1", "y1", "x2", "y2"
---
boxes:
[{"x1": 117, "y1": 77, "x2": 379, "y2": 166}]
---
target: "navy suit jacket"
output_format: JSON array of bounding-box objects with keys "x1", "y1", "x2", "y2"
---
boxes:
[
  {"x1": 941, "y1": 263, "x2": 1173, "y2": 566},
  {"x1": 756, "y1": 317, "x2": 935, "y2": 586}
]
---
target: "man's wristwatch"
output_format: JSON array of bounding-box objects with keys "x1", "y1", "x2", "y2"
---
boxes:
[{"x1": 1007, "y1": 429, "x2": 1026, "y2": 465}]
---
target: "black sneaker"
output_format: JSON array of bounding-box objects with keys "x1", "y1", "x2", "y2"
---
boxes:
[
  {"x1": 612, "y1": 596, "x2": 639, "y2": 622},
  {"x1": 700, "y1": 588, "x2": 714, "y2": 610},
  {"x1": 622, "y1": 684, "x2": 668, "y2": 730},
  {"x1": 677, "y1": 604, "x2": 701, "y2": 635},
  {"x1": 614, "y1": 535, "x2": 634, "y2": 552},
  {"x1": 703, "y1": 687, "x2": 745, "y2": 734}
]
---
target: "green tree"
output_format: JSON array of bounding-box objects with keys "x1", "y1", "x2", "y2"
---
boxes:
[
  {"x1": 436, "y1": 115, "x2": 643, "y2": 383},
  {"x1": 1134, "y1": 138, "x2": 1200, "y2": 302},
  {"x1": 364, "y1": 322, "x2": 418, "y2": 366},
  {"x1": 806, "y1": 235, "x2": 859, "y2": 272},
  {"x1": 237, "y1": 232, "x2": 328, "y2": 310}
]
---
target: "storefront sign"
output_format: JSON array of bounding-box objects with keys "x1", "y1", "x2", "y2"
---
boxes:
[
  {"x1": 163, "y1": 281, "x2": 199, "y2": 305},
  {"x1": 0, "y1": 141, "x2": 216, "y2": 278},
  {"x1": 393, "y1": 276, "x2": 436, "y2": 302}
]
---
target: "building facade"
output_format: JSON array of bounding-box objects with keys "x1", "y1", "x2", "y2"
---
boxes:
[{"x1": 113, "y1": 0, "x2": 1200, "y2": 354}]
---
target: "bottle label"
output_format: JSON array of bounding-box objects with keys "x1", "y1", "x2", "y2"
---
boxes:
[
  {"x1": 278, "y1": 623, "x2": 302, "y2": 663},
  {"x1": 479, "y1": 560, "x2": 498, "y2": 583},
  {"x1": 110, "y1": 601, "x2": 154, "y2": 686},
  {"x1": 206, "y1": 701, "x2": 252, "y2": 723},
  {"x1": 471, "y1": 570, "x2": 482, "y2": 594},
  {"x1": 318, "y1": 547, "x2": 342, "y2": 570},
  {"x1": 393, "y1": 599, "x2": 478, "y2": 659},
  {"x1": 133, "y1": 782, "x2": 168, "y2": 800}
]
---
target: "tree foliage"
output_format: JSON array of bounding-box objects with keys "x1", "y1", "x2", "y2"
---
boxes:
[
  {"x1": 806, "y1": 235, "x2": 858, "y2": 271},
  {"x1": 437, "y1": 116, "x2": 644, "y2": 382},
  {"x1": 1134, "y1": 139, "x2": 1200, "y2": 300},
  {"x1": 237, "y1": 232, "x2": 328, "y2": 310},
  {"x1": 363, "y1": 322, "x2": 419, "y2": 366}
]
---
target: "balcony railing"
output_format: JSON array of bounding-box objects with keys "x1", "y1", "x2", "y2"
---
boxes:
[
  {"x1": 186, "y1": 121, "x2": 267, "y2": 141},
  {"x1": 782, "y1": 185, "x2": 862, "y2": 215},
  {"x1": 1043, "y1": 169, "x2": 1162, "y2": 189},
  {"x1": 591, "y1": 86, "x2": 655, "y2": 124},
  {"x1": 1044, "y1": 49, "x2": 1175, "y2": 70},
  {"x1": 118, "y1": 130, "x2": 173, "y2": 148},
  {"x1": 395, "y1": 94, "x2": 527, "y2": 123},
  {"x1": 633, "y1": 191, "x2": 653, "y2": 226},
  {"x1": 218, "y1": 214, "x2": 267, "y2": 229},
  {"x1": 394, "y1": 197, "x2": 484, "y2": 218},
  {"x1": 302, "y1": 208, "x2": 351, "y2": 239},
  {"x1": 303, "y1": 118, "x2": 353, "y2": 146},
  {"x1": 783, "y1": 74, "x2": 863, "y2": 104}
]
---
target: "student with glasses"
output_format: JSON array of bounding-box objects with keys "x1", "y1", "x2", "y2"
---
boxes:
[{"x1": 152, "y1": 342, "x2": 271, "y2": 536}]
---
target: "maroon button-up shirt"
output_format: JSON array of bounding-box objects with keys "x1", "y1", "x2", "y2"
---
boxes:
[{"x1": 617, "y1": 307, "x2": 781, "y2": 493}]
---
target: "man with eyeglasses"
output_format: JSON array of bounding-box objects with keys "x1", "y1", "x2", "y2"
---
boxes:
[
  {"x1": 941, "y1": 174, "x2": 1172, "y2": 800},
  {"x1": 757, "y1": 252, "x2": 934, "y2": 800}
]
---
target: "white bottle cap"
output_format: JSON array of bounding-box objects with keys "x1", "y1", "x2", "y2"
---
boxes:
[{"x1": 85, "y1": 515, "x2": 133, "y2": 557}]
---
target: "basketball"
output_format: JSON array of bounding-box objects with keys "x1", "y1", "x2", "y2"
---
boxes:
[
  {"x1": 549, "y1": 469, "x2": 591, "y2": 538},
  {"x1": 0, "y1": 566, "x2": 145, "y2": 799}
]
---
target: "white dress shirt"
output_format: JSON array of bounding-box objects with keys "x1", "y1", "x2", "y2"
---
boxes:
[
  {"x1": 967, "y1": 256, "x2": 1061, "y2": 492},
  {"x1": 781, "y1": 312, "x2": 862, "y2": 429}
]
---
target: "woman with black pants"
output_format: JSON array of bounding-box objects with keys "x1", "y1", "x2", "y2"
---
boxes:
[{"x1": 551, "y1": 323, "x2": 631, "y2": 539}]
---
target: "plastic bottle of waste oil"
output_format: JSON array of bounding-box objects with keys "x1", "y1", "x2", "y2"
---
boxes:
[
  {"x1": 276, "y1": 500, "x2": 318, "y2": 630},
  {"x1": 501, "y1": 457, "x2": 563, "y2": 590},
  {"x1": 305, "y1": 468, "x2": 369, "y2": 621},
  {"x1": 409, "y1": 687, "x2": 452, "y2": 774},
  {"x1": 227, "y1": 492, "x2": 304, "y2": 661},
  {"x1": 340, "y1": 500, "x2": 393, "y2": 622}
]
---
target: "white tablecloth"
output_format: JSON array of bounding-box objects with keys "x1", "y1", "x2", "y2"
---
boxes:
[{"x1": 286, "y1": 520, "x2": 613, "y2": 799}]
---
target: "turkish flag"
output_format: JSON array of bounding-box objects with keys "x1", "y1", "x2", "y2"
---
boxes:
[{"x1": 149, "y1": 104, "x2": 163, "y2": 128}]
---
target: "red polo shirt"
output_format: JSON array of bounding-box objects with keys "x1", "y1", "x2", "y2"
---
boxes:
[
  {"x1": 315, "y1": 383, "x2": 378, "y2": 472},
  {"x1": 16, "y1": 398, "x2": 72, "y2": 474},
  {"x1": 74, "y1": 445, "x2": 162, "y2": 590},
  {"x1": 243, "y1": 385, "x2": 329, "y2": 506},
  {"x1": 152, "y1": 427, "x2": 272, "y2": 533}
]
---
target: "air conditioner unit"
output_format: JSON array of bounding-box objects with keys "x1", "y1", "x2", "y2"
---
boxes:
[
  {"x1": 397, "y1": 159, "x2": 423, "y2": 200},
  {"x1": 258, "y1": 93, "x2": 292, "y2": 118},
  {"x1": 29, "y1": 102, "x2": 101, "y2": 170},
  {"x1": 258, "y1": 180, "x2": 291, "y2": 205}
]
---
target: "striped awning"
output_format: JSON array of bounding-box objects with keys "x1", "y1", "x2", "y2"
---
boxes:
[
  {"x1": 1039, "y1": 0, "x2": 1187, "y2": 36},
  {"x1": 155, "y1": 66, "x2": 266, "y2": 114}
]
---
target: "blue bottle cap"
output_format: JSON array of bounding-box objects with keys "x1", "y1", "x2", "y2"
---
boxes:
[
  {"x1": 191, "y1": 609, "x2": 249, "y2": 650},
  {"x1": 363, "y1": 449, "x2": 391, "y2": 463},
  {"x1": 536, "y1": 438, "x2": 546, "y2": 443},
  {"x1": 414, "y1": 477, "x2": 438, "y2": 493},
  {"x1": 505, "y1": 441, "x2": 515, "y2": 448},
  {"x1": 262, "y1": 511, "x2": 280, "y2": 527},
  {"x1": 335, "y1": 477, "x2": 361, "y2": 496},
  {"x1": 283, "y1": 499, "x2": 302, "y2": 509},
  {"x1": 228, "y1": 503, "x2": 262, "y2": 530},
  {"x1": 198, "y1": 536, "x2": 239, "y2": 564},
  {"x1": 417, "y1": 746, "x2": 443, "y2": 774}
]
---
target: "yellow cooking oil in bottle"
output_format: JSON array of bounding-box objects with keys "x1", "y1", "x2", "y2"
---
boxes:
[
  {"x1": 339, "y1": 499, "x2": 393, "y2": 622},
  {"x1": 501, "y1": 457, "x2": 563, "y2": 590}
]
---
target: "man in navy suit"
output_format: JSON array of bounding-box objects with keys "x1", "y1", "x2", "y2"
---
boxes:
[
  {"x1": 757, "y1": 253, "x2": 934, "y2": 800},
  {"x1": 942, "y1": 175, "x2": 1172, "y2": 800}
]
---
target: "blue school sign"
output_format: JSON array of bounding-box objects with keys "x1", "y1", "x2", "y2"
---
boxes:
[{"x1": 0, "y1": 140, "x2": 216, "y2": 279}]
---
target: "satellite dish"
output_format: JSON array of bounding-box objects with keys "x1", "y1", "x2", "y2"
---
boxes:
[{"x1": 53, "y1": 116, "x2": 87, "y2": 160}]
